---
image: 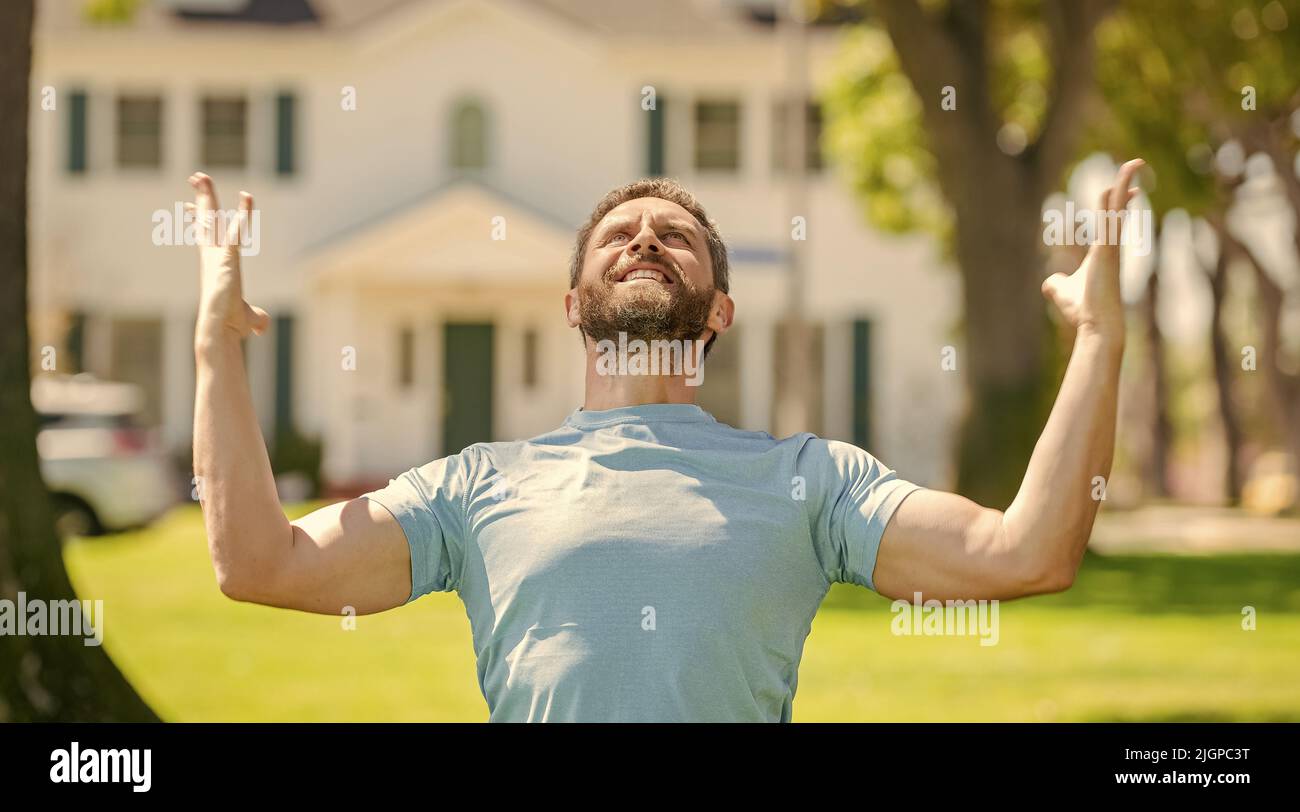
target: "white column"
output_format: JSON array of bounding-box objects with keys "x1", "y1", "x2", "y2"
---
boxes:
[
  {"x1": 745, "y1": 86, "x2": 769, "y2": 182},
  {"x1": 166, "y1": 81, "x2": 195, "y2": 177},
  {"x1": 740, "y1": 319, "x2": 774, "y2": 433},
  {"x1": 246, "y1": 318, "x2": 275, "y2": 439},
  {"x1": 161, "y1": 309, "x2": 195, "y2": 454},
  {"x1": 822, "y1": 319, "x2": 852, "y2": 443},
  {"x1": 321, "y1": 282, "x2": 361, "y2": 486}
]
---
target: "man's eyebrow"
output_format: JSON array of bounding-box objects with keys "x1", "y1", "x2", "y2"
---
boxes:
[
  {"x1": 664, "y1": 219, "x2": 701, "y2": 237},
  {"x1": 595, "y1": 216, "x2": 635, "y2": 237},
  {"x1": 594, "y1": 215, "x2": 701, "y2": 239}
]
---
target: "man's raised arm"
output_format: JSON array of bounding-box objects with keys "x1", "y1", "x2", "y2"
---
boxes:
[
  {"x1": 872, "y1": 159, "x2": 1145, "y2": 602},
  {"x1": 189, "y1": 173, "x2": 411, "y2": 615}
]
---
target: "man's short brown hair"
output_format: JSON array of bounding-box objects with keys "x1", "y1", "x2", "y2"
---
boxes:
[{"x1": 569, "y1": 178, "x2": 730, "y2": 293}]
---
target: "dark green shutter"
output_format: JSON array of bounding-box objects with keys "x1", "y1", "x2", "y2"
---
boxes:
[
  {"x1": 66, "y1": 311, "x2": 87, "y2": 373},
  {"x1": 274, "y1": 314, "x2": 294, "y2": 436},
  {"x1": 646, "y1": 96, "x2": 665, "y2": 176},
  {"x1": 68, "y1": 90, "x2": 87, "y2": 174},
  {"x1": 275, "y1": 92, "x2": 296, "y2": 176},
  {"x1": 852, "y1": 319, "x2": 872, "y2": 449}
]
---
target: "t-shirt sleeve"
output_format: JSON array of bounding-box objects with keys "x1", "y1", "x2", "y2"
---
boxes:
[
  {"x1": 799, "y1": 437, "x2": 923, "y2": 592},
  {"x1": 360, "y1": 447, "x2": 478, "y2": 603}
]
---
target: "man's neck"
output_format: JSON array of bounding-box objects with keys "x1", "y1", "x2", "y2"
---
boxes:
[
  {"x1": 581, "y1": 347, "x2": 704, "y2": 410},
  {"x1": 582, "y1": 372, "x2": 698, "y2": 411}
]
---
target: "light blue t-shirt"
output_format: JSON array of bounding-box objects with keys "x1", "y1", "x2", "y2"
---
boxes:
[{"x1": 362, "y1": 403, "x2": 921, "y2": 722}]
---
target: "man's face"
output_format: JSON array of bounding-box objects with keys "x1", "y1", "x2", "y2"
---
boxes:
[{"x1": 568, "y1": 197, "x2": 722, "y2": 345}]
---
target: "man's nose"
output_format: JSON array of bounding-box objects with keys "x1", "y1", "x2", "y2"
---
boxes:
[{"x1": 628, "y1": 225, "x2": 663, "y2": 256}]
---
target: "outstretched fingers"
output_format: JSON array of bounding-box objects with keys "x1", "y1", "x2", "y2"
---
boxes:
[
  {"x1": 224, "y1": 191, "x2": 253, "y2": 247},
  {"x1": 1108, "y1": 159, "x2": 1144, "y2": 212},
  {"x1": 188, "y1": 172, "x2": 219, "y2": 245},
  {"x1": 1093, "y1": 158, "x2": 1144, "y2": 249}
]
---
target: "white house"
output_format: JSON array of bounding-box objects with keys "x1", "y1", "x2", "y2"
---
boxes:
[{"x1": 29, "y1": 0, "x2": 961, "y2": 494}]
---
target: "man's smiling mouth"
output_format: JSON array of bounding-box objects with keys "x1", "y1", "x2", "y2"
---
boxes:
[{"x1": 615, "y1": 264, "x2": 675, "y2": 285}]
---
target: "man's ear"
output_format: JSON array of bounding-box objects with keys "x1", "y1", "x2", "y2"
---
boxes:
[
  {"x1": 564, "y1": 288, "x2": 581, "y2": 328},
  {"x1": 707, "y1": 291, "x2": 735, "y2": 337}
]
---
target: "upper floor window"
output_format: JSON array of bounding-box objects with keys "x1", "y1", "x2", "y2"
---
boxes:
[
  {"x1": 449, "y1": 99, "x2": 488, "y2": 170},
  {"x1": 117, "y1": 95, "x2": 163, "y2": 168},
  {"x1": 772, "y1": 100, "x2": 823, "y2": 172},
  {"x1": 275, "y1": 91, "x2": 297, "y2": 176},
  {"x1": 694, "y1": 100, "x2": 741, "y2": 171},
  {"x1": 202, "y1": 96, "x2": 247, "y2": 168},
  {"x1": 66, "y1": 89, "x2": 88, "y2": 174}
]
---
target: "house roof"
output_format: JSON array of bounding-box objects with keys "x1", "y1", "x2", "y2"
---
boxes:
[
  {"x1": 36, "y1": 0, "x2": 801, "y2": 37},
  {"x1": 171, "y1": 0, "x2": 320, "y2": 24},
  {"x1": 306, "y1": 176, "x2": 577, "y2": 289}
]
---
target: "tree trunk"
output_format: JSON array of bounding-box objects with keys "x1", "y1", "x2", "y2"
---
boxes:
[
  {"x1": 873, "y1": 0, "x2": 1112, "y2": 509},
  {"x1": 0, "y1": 0, "x2": 157, "y2": 722},
  {"x1": 1204, "y1": 222, "x2": 1245, "y2": 502},
  {"x1": 1141, "y1": 246, "x2": 1171, "y2": 498},
  {"x1": 948, "y1": 163, "x2": 1059, "y2": 508},
  {"x1": 1231, "y1": 230, "x2": 1300, "y2": 511}
]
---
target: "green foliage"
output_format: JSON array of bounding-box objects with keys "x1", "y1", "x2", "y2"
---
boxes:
[
  {"x1": 823, "y1": 26, "x2": 950, "y2": 241},
  {"x1": 83, "y1": 0, "x2": 142, "y2": 24},
  {"x1": 1091, "y1": 0, "x2": 1300, "y2": 217},
  {"x1": 989, "y1": 15, "x2": 1052, "y2": 140},
  {"x1": 823, "y1": 0, "x2": 1091, "y2": 249}
]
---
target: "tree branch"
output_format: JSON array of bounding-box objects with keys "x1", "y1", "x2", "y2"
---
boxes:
[
  {"x1": 1030, "y1": 0, "x2": 1115, "y2": 194},
  {"x1": 1218, "y1": 219, "x2": 1299, "y2": 409},
  {"x1": 873, "y1": 0, "x2": 1000, "y2": 198}
]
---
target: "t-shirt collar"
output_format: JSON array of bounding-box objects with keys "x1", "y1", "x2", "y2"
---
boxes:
[{"x1": 564, "y1": 402, "x2": 714, "y2": 429}]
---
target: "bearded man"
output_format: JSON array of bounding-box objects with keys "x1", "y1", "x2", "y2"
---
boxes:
[{"x1": 189, "y1": 159, "x2": 1143, "y2": 721}]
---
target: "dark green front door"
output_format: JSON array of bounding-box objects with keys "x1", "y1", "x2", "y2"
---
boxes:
[{"x1": 442, "y1": 323, "x2": 494, "y2": 454}]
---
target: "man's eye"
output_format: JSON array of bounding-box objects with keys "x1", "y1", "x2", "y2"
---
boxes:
[
  {"x1": 608, "y1": 233, "x2": 629, "y2": 244},
  {"x1": 665, "y1": 231, "x2": 687, "y2": 242}
]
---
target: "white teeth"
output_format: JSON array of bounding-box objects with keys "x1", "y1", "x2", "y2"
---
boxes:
[{"x1": 623, "y1": 269, "x2": 667, "y2": 283}]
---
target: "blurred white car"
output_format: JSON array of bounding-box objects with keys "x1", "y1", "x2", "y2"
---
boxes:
[{"x1": 33, "y1": 374, "x2": 178, "y2": 536}]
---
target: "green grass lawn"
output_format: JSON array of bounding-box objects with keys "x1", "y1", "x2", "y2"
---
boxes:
[{"x1": 63, "y1": 504, "x2": 1300, "y2": 722}]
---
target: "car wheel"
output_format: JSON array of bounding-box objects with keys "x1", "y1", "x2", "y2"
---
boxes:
[{"x1": 52, "y1": 496, "x2": 102, "y2": 538}]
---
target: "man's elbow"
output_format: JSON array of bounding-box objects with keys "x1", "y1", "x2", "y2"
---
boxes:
[
  {"x1": 1023, "y1": 548, "x2": 1079, "y2": 595},
  {"x1": 215, "y1": 563, "x2": 261, "y2": 603},
  {"x1": 212, "y1": 551, "x2": 283, "y2": 605},
  {"x1": 209, "y1": 526, "x2": 295, "y2": 605},
  {"x1": 1038, "y1": 560, "x2": 1077, "y2": 594},
  {"x1": 994, "y1": 515, "x2": 1080, "y2": 597}
]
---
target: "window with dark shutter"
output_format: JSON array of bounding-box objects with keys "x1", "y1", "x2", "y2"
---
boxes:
[
  {"x1": 274, "y1": 314, "x2": 295, "y2": 436},
  {"x1": 275, "y1": 92, "x2": 296, "y2": 176},
  {"x1": 202, "y1": 96, "x2": 247, "y2": 168},
  {"x1": 694, "y1": 100, "x2": 741, "y2": 172},
  {"x1": 117, "y1": 95, "x2": 163, "y2": 168},
  {"x1": 852, "y1": 319, "x2": 873, "y2": 449},
  {"x1": 68, "y1": 90, "x2": 87, "y2": 174},
  {"x1": 646, "y1": 95, "x2": 666, "y2": 176}
]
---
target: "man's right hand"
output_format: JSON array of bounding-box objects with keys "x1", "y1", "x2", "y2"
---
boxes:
[
  {"x1": 188, "y1": 172, "x2": 270, "y2": 345},
  {"x1": 188, "y1": 172, "x2": 414, "y2": 615}
]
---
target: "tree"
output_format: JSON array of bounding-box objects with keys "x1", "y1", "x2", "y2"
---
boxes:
[
  {"x1": 825, "y1": 0, "x2": 1116, "y2": 508},
  {"x1": 1093, "y1": 0, "x2": 1300, "y2": 507},
  {"x1": 0, "y1": 0, "x2": 157, "y2": 721}
]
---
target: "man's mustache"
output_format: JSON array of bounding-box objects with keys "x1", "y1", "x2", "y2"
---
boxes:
[{"x1": 604, "y1": 252, "x2": 681, "y2": 285}]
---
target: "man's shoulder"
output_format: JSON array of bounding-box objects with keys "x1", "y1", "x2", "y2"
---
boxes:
[{"x1": 425, "y1": 423, "x2": 873, "y2": 474}]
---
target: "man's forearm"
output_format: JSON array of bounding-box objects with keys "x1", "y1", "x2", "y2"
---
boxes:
[
  {"x1": 1000, "y1": 327, "x2": 1124, "y2": 582},
  {"x1": 193, "y1": 329, "x2": 291, "y2": 597}
]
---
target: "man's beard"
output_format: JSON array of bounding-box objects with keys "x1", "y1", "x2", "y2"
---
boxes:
[{"x1": 577, "y1": 253, "x2": 715, "y2": 344}]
